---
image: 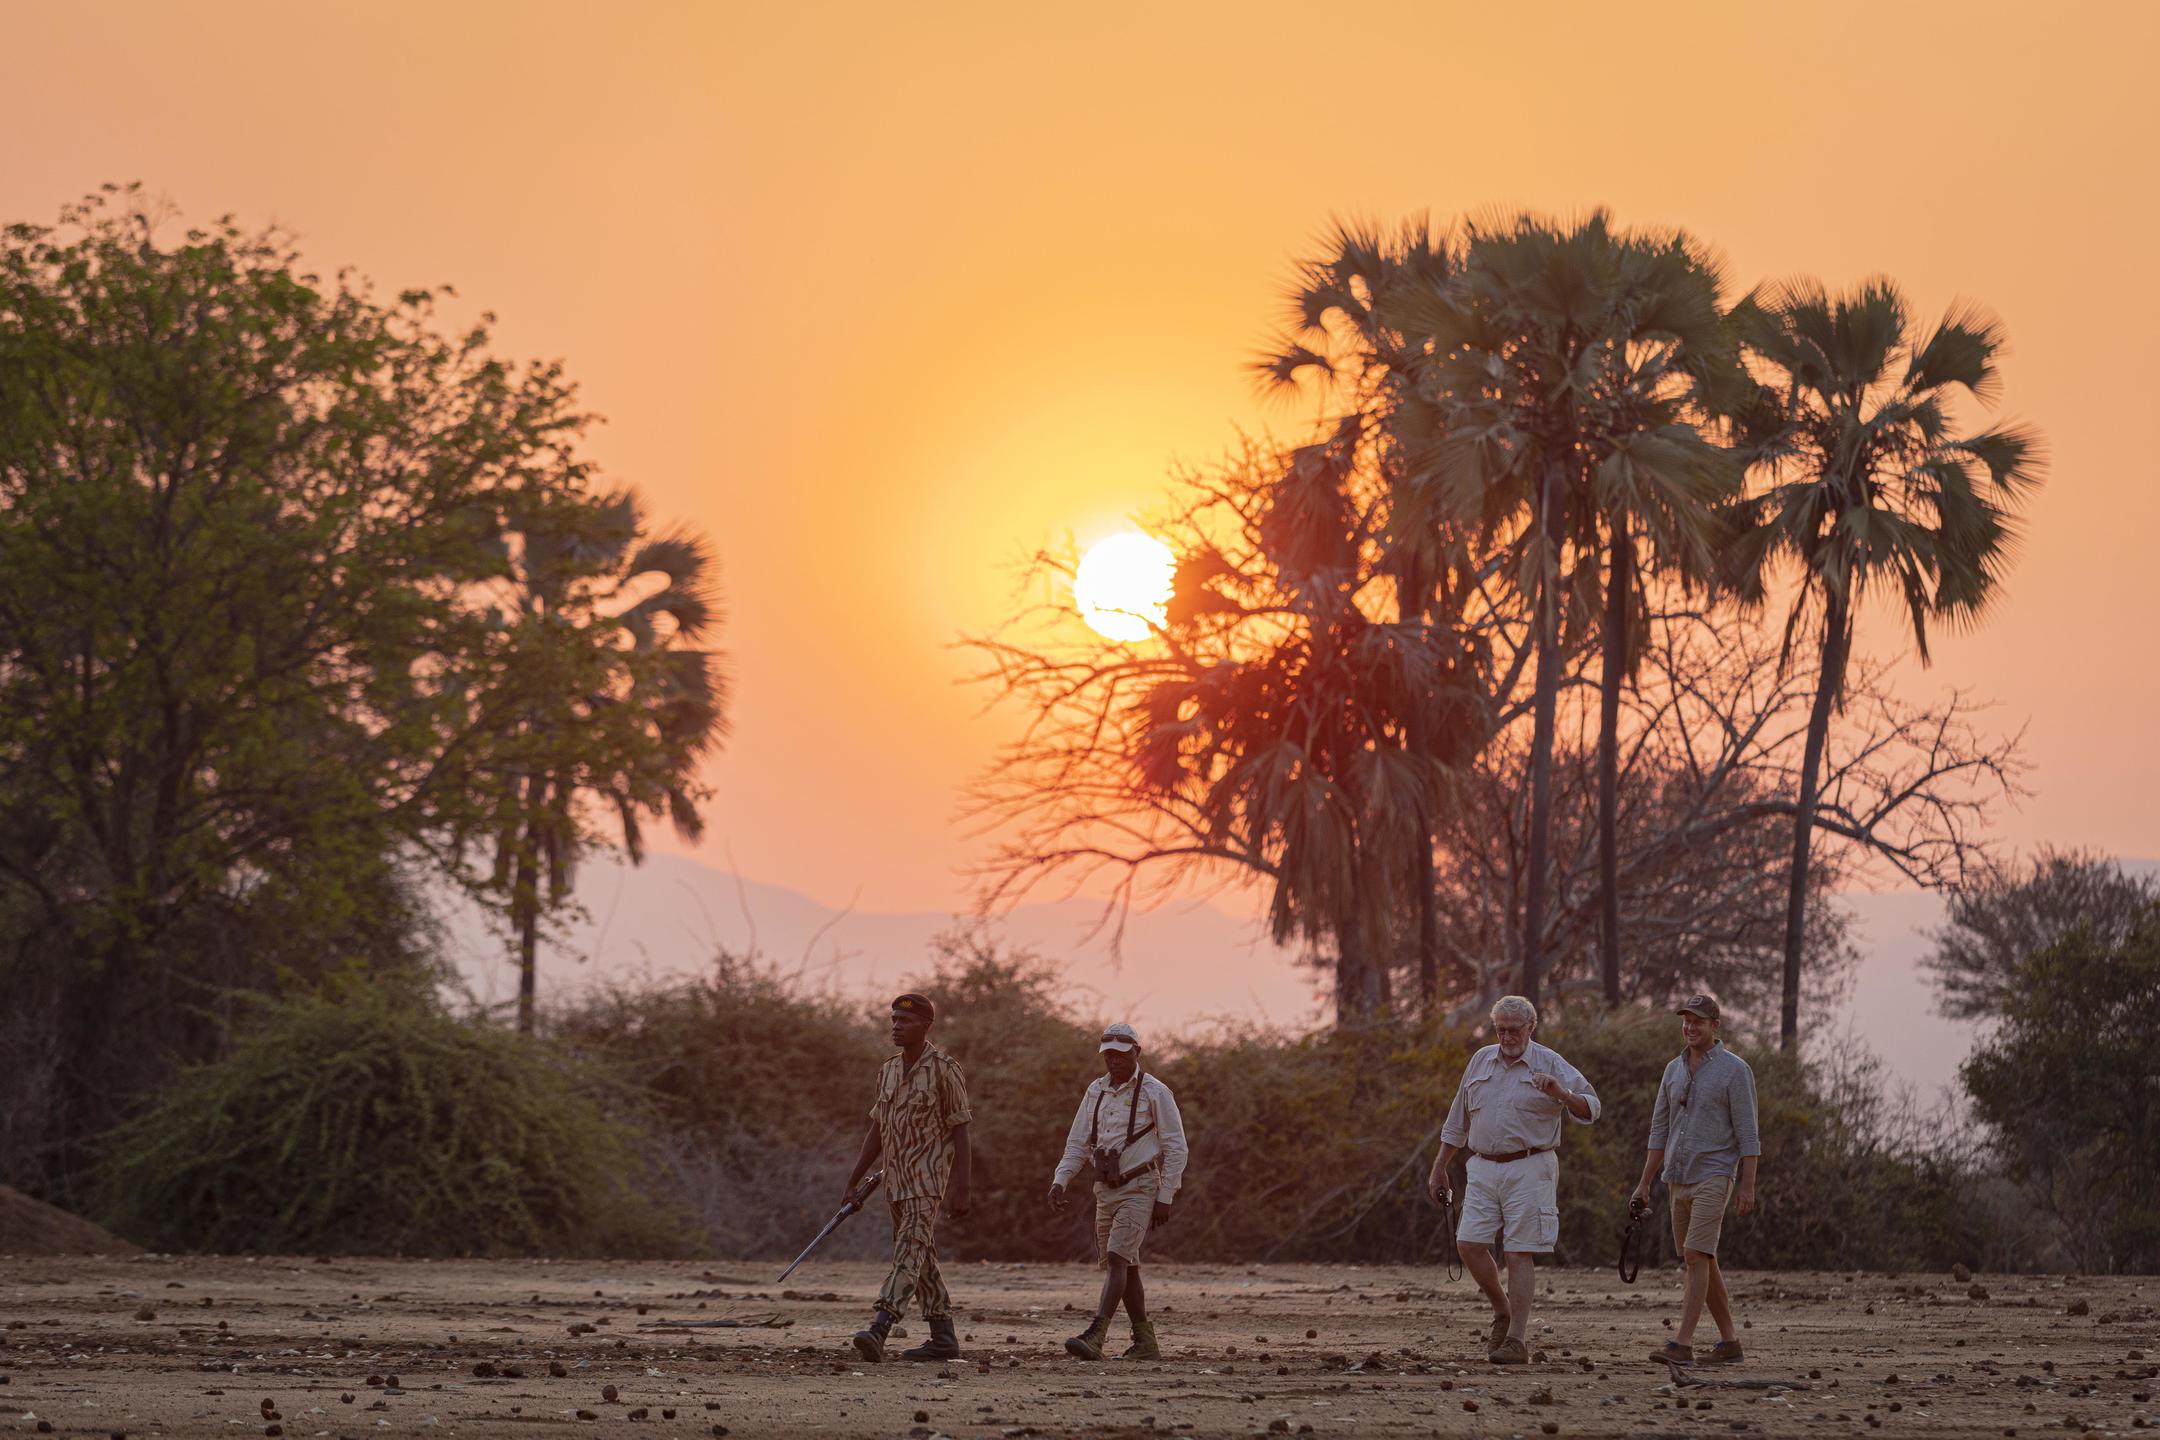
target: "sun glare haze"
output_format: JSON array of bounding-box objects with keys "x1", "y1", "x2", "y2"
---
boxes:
[{"x1": 1073, "y1": 533, "x2": 1175, "y2": 642}]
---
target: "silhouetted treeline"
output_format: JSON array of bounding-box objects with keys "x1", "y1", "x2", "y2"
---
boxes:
[{"x1": 972, "y1": 213, "x2": 2037, "y2": 1051}]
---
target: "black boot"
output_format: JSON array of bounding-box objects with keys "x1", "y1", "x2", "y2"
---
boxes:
[
  {"x1": 901, "y1": 1315, "x2": 961, "y2": 1361},
  {"x1": 852, "y1": 1311, "x2": 895, "y2": 1363}
]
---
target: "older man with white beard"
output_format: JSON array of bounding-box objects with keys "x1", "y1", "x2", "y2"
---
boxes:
[{"x1": 1427, "y1": 995, "x2": 1601, "y2": 1364}]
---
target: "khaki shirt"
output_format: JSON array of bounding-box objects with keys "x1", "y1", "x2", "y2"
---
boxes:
[
  {"x1": 870, "y1": 1043, "x2": 974, "y2": 1202},
  {"x1": 1050, "y1": 1072, "x2": 1191, "y2": 1204},
  {"x1": 1440, "y1": 1040, "x2": 1601, "y2": 1156}
]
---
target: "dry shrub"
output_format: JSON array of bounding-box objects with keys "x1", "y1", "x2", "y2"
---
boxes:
[{"x1": 99, "y1": 975, "x2": 680, "y2": 1256}]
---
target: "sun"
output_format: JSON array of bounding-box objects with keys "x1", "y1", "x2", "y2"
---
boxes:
[{"x1": 1074, "y1": 532, "x2": 1174, "y2": 642}]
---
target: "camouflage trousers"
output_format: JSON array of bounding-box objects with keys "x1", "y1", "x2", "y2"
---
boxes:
[{"x1": 874, "y1": 1196, "x2": 952, "y2": 1321}]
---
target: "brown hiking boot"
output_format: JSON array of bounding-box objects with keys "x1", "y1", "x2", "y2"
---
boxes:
[
  {"x1": 1486, "y1": 1313, "x2": 1511, "y2": 1351},
  {"x1": 1651, "y1": 1339, "x2": 1695, "y2": 1366},
  {"x1": 1705, "y1": 1339, "x2": 1743, "y2": 1364},
  {"x1": 1488, "y1": 1336, "x2": 1529, "y2": 1365}
]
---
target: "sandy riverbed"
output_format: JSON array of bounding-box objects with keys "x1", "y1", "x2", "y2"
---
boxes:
[{"x1": 0, "y1": 1254, "x2": 2151, "y2": 1438}]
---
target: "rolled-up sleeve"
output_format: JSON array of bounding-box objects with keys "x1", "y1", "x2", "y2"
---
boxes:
[
  {"x1": 1556, "y1": 1054, "x2": 1601, "y2": 1125},
  {"x1": 1439, "y1": 1066, "x2": 1473, "y2": 1148},
  {"x1": 1051, "y1": 1087, "x2": 1095, "y2": 1190},
  {"x1": 1646, "y1": 1065, "x2": 1673, "y2": 1152},
  {"x1": 1152, "y1": 1081, "x2": 1190, "y2": 1204},
  {"x1": 1732, "y1": 1062, "x2": 1762, "y2": 1159}
]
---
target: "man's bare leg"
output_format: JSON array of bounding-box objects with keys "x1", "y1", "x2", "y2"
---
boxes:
[
  {"x1": 1703, "y1": 1255, "x2": 1737, "y2": 1342},
  {"x1": 1094, "y1": 1256, "x2": 1130, "y2": 1322},
  {"x1": 1677, "y1": 1249, "x2": 1712, "y2": 1345},
  {"x1": 1504, "y1": 1252, "x2": 1538, "y2": 1342},
  {"x1": 1458, "y1": 1240, "x2": 1509, "y2": 1325},
  {"x1": 1121, "y1": 1265, "x2": 1147, "y2": 1326}
]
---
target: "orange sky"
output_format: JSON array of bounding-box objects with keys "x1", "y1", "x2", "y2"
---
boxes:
[{"x1": 8, "y1": 1, "x2": 2156, "y2": 914}]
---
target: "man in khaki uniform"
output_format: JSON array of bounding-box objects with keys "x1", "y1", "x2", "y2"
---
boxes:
[
  {"x1": 1427, "y1": 995, "x2": 1600, "y2": 1364},
  {"x1": 1048, "y1": 1022, "x2": 1189, "y2": 1361},
  {"x1": 844, "y1": 993, "x2": 973, "y2": 1363}
]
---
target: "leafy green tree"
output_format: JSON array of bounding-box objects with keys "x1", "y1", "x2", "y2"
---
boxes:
[
  {"x1": 1925, "y1": 850, "x2": 2157, "y2": 1021},
  {"x1": 470, "y1": 490, "x2": 727, "y2": 1033},
  {"x1": 1726, "y1": 279, "x2": 2044, "y2": 1048},
  {"x1": 0, "y1": 189, "x2": 542, "y2": 1188},
  {"x1": 1961, "y1": 907, "x2": 2160, "y2": 1273},
  {"x1": 0, "y1": 188, "x2": 711, "y2": 1194}
]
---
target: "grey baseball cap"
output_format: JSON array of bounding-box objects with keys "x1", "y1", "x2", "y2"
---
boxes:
[{"x1": 1099, "y1": 1022, "x2": 1140, "y2": 1053}]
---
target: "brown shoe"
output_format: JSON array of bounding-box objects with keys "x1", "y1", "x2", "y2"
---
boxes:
[
  {"x1": 1486, "y1": 1313, "x2": 1511, "y2": 1351},
  {"x1": 1651, "y1": 1339, "x2": 1695, "y2": 1366},
  {"x1": 1488, "y1": 1336, "x2": 1529, "y2": 1365},
  {"x1": 1705, "y1": 1339, "x2": 1743, "y2": 1364}
]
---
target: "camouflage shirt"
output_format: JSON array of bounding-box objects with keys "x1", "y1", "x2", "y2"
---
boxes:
[{"x1": 870, "y1": 1042, "x2": 974, "y2": 1202}]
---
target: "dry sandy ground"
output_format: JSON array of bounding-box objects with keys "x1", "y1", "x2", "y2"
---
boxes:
[{"x1": 0, "y1": 1254, "x2": 2152, "y2": 1439}]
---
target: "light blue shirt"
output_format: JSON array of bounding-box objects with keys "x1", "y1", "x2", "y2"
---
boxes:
[{"x1": 1646, "y1": 1043, "x2": 1761, "y2": 1185}]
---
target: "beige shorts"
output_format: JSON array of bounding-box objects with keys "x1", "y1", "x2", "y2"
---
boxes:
[
  {"x1": 1457, "y1": 1149, "x2": 1560, "y2": 1254},
  {"x1": 1669, "y1": 1172, "x2": 1734, "y2": 1257},
  {"x1": 1094, "y1": 1169, "x2": 1162, "y2": 1266}
]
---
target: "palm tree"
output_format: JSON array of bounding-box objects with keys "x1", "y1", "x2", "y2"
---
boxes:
[
  {"x1": 1262, "y1": 220, "x2": 1491, "y2": 1013},
  {"x1": 484, "y1": 489, "x2": 728, "y2": 1033},
  {"x1": 1382, "y1": 212, "x2": 1740, "y2": 1008},
  {"x1": 1726, "y1": 278, "x2": 2043, "y2": 1049},
  {"x1": 1142, "y1": 437, "x2": 1447, "y2": 1022}
]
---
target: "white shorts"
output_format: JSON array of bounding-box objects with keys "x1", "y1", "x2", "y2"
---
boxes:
[{"x1": 1456, "y1": 1149, "x2": 1560, "y2": 1253}]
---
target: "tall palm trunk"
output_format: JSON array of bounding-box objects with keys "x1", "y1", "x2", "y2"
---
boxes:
[
  {"x1": 1335, "y1": 914, "x2": 1369, "y2": 1026},
  {"x1": 1519, "y1": 460, "x2": 1567, "y2": 1009},
  {"x1": 1414, "y1": 837, "x2": 1440, "y2": 1014},
  {"x1": 1404, "y1": 558, "x2": 1444, "y2": 1017},
  {"x1": 1596, "y1": 520, "x2": 1632, "y2": 1007},
  {"x1": 1780, "y1": 590, "x2": 1850, "y2": 1050}
]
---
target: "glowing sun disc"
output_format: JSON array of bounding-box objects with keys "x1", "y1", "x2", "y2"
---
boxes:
[{"x1": 1074, "y1": 532, "x2": 1174, "y2": 642}]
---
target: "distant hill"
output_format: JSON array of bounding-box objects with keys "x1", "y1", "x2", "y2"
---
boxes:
[{"x1": 437, "y1": 854, "x2": 2159, "y2": 1103}]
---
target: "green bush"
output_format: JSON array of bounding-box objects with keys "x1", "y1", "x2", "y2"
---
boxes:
[{"x1": 99, "y1": 975, "x2": 681, "y2": 1256}]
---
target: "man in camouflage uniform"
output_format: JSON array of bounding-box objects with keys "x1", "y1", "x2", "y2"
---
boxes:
[{"x1": 845, "y1": 993, "x2": 973, "y2": 1363}]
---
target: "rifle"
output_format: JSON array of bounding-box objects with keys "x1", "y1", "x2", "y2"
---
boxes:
[{"x1": 777, "y1": 1170, "x2": 882, "y2": 1284}]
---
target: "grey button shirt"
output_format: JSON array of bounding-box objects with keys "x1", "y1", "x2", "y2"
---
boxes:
[
  {"x1": 1646, "y1": 1043, "x2": 1762, "y2": 1185},
  {"x1": 1440, "y1": 1040, "x2": 1601, "y2": 1155}
]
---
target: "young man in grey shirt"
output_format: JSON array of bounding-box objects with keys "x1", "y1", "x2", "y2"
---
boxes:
[{"x1": 1631, "y1": 993, "x2": 1760, "y2": 1365}]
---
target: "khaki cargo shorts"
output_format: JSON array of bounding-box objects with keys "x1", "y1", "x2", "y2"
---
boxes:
[
  {"x1": 1669, "y1": 1172, "x2": 1735, "y2": 1257},
  {"x1": 1094, "y1": 1169, "x2": 1162, "y2": 1266},
  {"x1": 1457, "y1": 1149, "x2": 1560, "y2": 1254}
]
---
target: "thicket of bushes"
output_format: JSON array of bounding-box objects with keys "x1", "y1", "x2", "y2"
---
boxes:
[
  {"x1": 90, "y1": 937, "x2": 2076, "y2": 1271},
  {"x1": 99, "y1": 974, "x2": 684, "y2": 1257},
  {"x1": 544, "y1": 937, "x2": 2025, "y2": 1273}
]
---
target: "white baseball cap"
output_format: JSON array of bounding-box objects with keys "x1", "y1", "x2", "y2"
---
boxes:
[{"x1": 1099, "y1": 1022, "x2": 1140, "y2": 1053}]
